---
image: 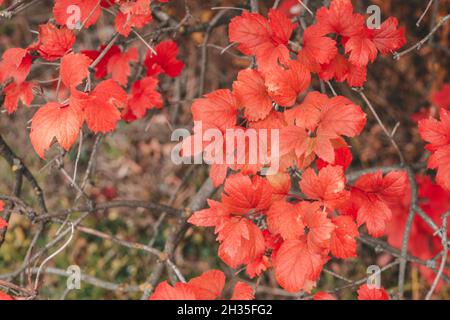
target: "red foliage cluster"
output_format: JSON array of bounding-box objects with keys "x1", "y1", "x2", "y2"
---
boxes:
[
  {"x1": 0, "y1": 1, "x2": 184, "y2": 159},
  {"x1": 179, "y1": 0, "x2": 411, "y2": 297}
]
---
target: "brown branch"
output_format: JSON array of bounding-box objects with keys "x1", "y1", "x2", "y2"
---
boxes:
[
  {"x1": 394, "y1": 14, "x2": 450, "y2": 60},
  {"x1": 353, "y1": 89, "x2": 405, "y2": 164},
  {"x1": 398, "y1": 166, "x2": 418, "y2": 299},
  {"x1": 35, "y1": 199, "x2": 182, "y2": 222},
  {"x1": 425, "y1": 212, "x2": 449, "y2": 300},
  {"x1": 27, "y1": 267, "x2": 142, "y2": 294},
  {"x1": 198, "y1": 10, "x2": 229, "y2": 96},
  {"x1": 0, "y1": 279, "x2": 36, "y2": 298},
  {"x1": 0, "y1": 169, "x2": 23, "y2": 247},
  {"x1": 0, "y1": 135, "x2": 47, "y2": 212},
  {"x1": 140, "y1": 178, "x2": 216, "y2": 299}
]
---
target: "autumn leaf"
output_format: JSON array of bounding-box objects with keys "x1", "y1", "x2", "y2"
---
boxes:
[
  {"x1": 357, "y1": 284, "x2": 390, "y2": 300},
  {"x1": 115, "y1": 0, "x2": 152, "y2": 37},
  {"x1": 233, "y1": 69, "x2": 272, "y2": 121},
  {"x1": 125, "y1": 76, "x2": 163, "y2": 120},
  {"x1": 144, "y1": 40, "x2": 184, "y2": 77},
  {"x1": 419, "y1": 109, "x2": 450, "y2": 190},
  {"x1": 60, "y1": 52, "x2": 92, "y2": 88},
  {"x1": 315, "y1": 0, "x2": 364, "y2": 38},
  {"x1": 0, "y1": 48, "x2": 32, "y2": 84},
  {"x1": 299, "y1": 166, "x2": 350, "y2": 210},
  {"x1": 187, "y1": 270, "x2": 225, "y2": 300},
  {"x1": 30, "y1": 101, "x2": 84, "y2": 159},
  {"x1": 106, "y1": 47, "x2": 139, "y2": 86},
  {"x1": 350, "y1": 170, "x2": 408, "y2": 237},
  {"x1": 231, "y1": 282, "x2": 254, "y2": 300},
  {"x1": 274, "y1": 238, "x2": 328, "y2": 292},
  {"x1": 33, "y1": 23, "x2": 75, "y2": 61},
  {"x1": 191, "y1": 89, "x2": 238, "y2": 131},
  {"x1": 84, "y1": 79, "x2": 128, "y2": 133},
  {"x1": 221, "y1": 174, "x2": 273, "y2": 215},
  {"x1": 3, "y1": 82, "x2": 34, "y2": 114},
  {"x1": 330, "y1": 215, "x2": 359, "y2": 258},
  {"x1": 150, "y1": 282, "x2": 197, "y2": 300},
  {"x1": 0, "y1": 218, "x2": 7, "y2": 229},
  {"x1": 217, "y1": 217, "x2": 265, "y2": 268},
  {"x1": 267, "y1": 200, "x2": 304, "y2": 240}
]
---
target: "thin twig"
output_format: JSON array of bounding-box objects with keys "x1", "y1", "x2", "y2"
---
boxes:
[
  {"x1": 416, "y1": 0, "x2": 434, "y2": 27},
  {"x1": 354, "y1": 89, "x2": 405, "y2": 164},
  {"x1": 425, "y1": 212, "x2": 449, "y2": 300},
  {"x1": 394, "y1": 14, "x2": 450, "y2": 60}
]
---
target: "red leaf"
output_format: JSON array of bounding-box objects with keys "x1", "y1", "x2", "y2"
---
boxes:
[
  {"x1": 233, "y1": 69, "x2": 272, "y2": 121},
  {"x1": 266, "y1": 172, "x2": 291, "y2": 201},
  {"x1": 418, "y1": 109, "x2": 450, "y2": 189},
  {"x1": 60, "y1": 52, "x2": 92, "y2": 88},
  {"x1": 30, "y1": 101, "x2": 84, "y2": 159},
  {"x1": 34, "y1": 23, "x2": 75, "y2": 61},
  {"x1": 330, "y1": 215, "x2": 358, "y2": 258},
  {"x1": 418, "y1": 109, "x2": 450, "y2": 152},
  {"x1": 280, "y1": 92, "x2": 365, "y2": 164},
  {"x1": 315, "y1": 0, "x2": 364, "y2": 38},
  {"x1": 217, "y1": 218, "x2": 265, "y2": 268},
  {"x1": 187, "y1": 270, "x2": 225, "y2": 300},
  {"x1": 0, "y1": 290, "x2": 14, "y2": 300},
  {"x1": 284, "y1": 91, "x2": 326, "y2": 130},
  {"x1": 84, "y1": 80, "x2": 127, "y2": 133},
  {"x1": 115, "y1": 0, "x2": 152, "y2": 37},
  {"x1": 299, "y1": 25, "x2": 337, "y2": 66},
  {"x1": 144, "y1": 40, "x2": 184, "y2": 77},
  {"x1": 300, "y1": 201, "x2": 335, "y2": 252},
  {"x1": 432, "y1": 84, "x2": 450, "y2": 109},
  {"x1": 316, "y1": 146, "x2": 353, "y2": 171},
  {"x1": 274, "y1": 238, "x2": 328, "y2": 292},
  {"x1": 344, "y1": 29, "x2": 378, "y2": 66},
  {"x1": 318, "y1": 95, "x2": 366, "y2": 138},
  {"x1": 265, "y1": 60, "x2": 311, "y2": 106},
  {"x1": 357, "y1": 284, "x2": 389, "y2": 300},
  {"x1": 313, "y1": 292, "x2": 337, "y2": 300},
  {"x1": 0, "y1": 217, "x2": 7, "y2": 229},
  {"x1": 149, "y1": 281, "x2": 197, "y2": 300},
  {"x1": 228, "y1": 11, "x2": 273, "y2": 56},
  {"x1": 82, "y1": 45, "x2": 121, "y2": 79},
  {"x1": 191, "y1": 89, "x2": 238, "y2": 131},
  {"x1": 428, "y1": 145, "x2": 450, "y2": 191},
  {"x1": 246, "y1": 255, "x2": 270, "y2": 278},
  {"x1": 107, "y1": 47, "x2": 139, "y2": 86},
  {"x1": 0, "y1": 48, "x2": 32, "y2": 84},
  {"x1": 231, "y1": 282, "x2": 254, "y2": 300},
  {"x1": 125, "y1": 76, "x2": 163, "y2": 119},
  {"x1": 299, "y1": 166, "x2": 350, "y2": 210},
  {"x1": 221, "y1": 174, "x2": 273, "y2": 215},
  {"x1": 267, "y1": 200, "x2": 304, "y2": 240},
  {"x1": 228, "y1": 9, "x2": 294, "y2": 72},
  {"x1": 188, "y1": 199, "x2": 230, "y2": 228},
  {"x1": 352, "y1": 170, "x2": 407, "y2": 237},
  {"x1": 372, "y1": 17, "x2": 406, "y2": 55},
  {"x1": 319, "y1": 54, "x2": 367, "y2": 87},
  {"x1": 3, "y1": 81, "x2": 34, "y2": 114}
]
